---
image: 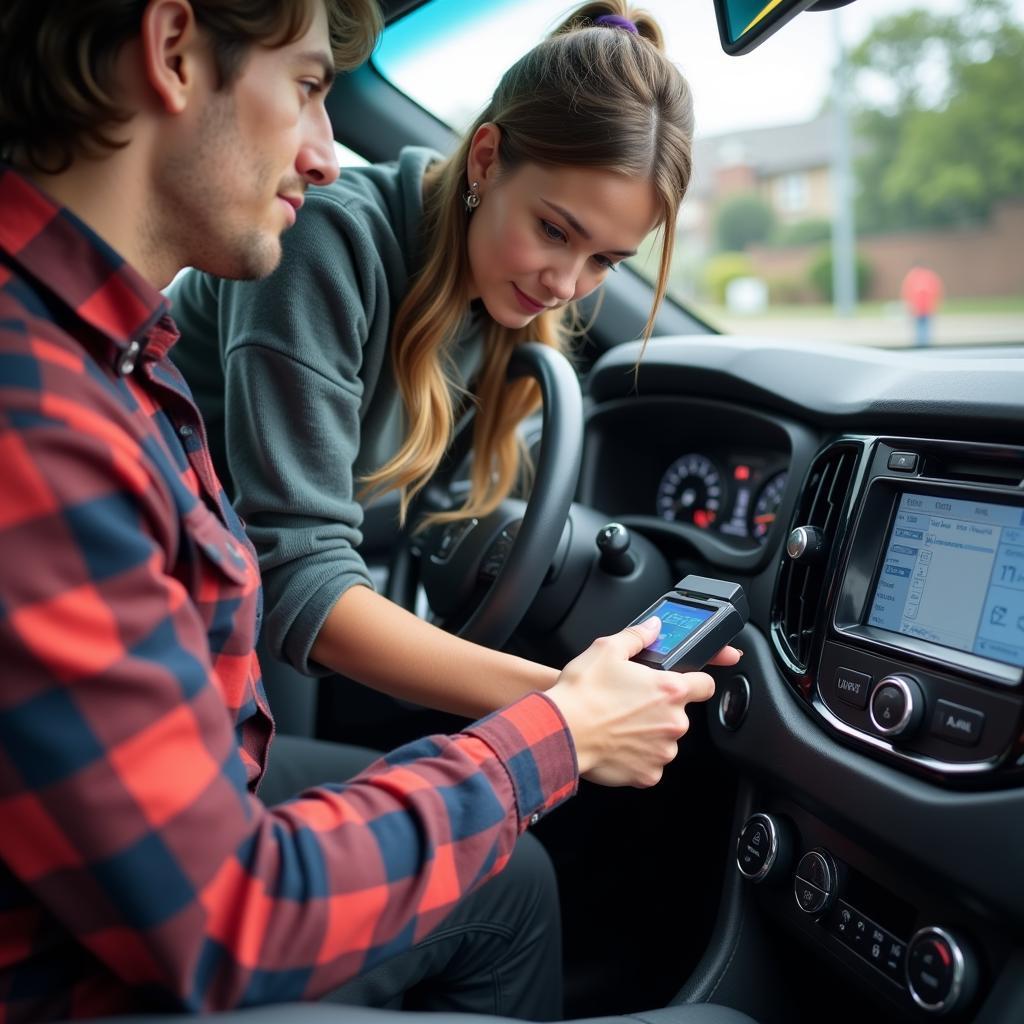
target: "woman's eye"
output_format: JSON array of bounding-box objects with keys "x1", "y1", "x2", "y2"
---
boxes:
[
  {"x1": 593, "y1": 255, "x2": 618, "y2": 272},
  {"x1": 299, "y1": 80, "x2": 321, "y2": 97},
  {"x1": 540, "y1": 220, "x2": 567, "y2": 243}
]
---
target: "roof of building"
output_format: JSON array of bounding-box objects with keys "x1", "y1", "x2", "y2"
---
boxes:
[{"x1": 689, "y1": 112, "x2": 837, "y2": 201}]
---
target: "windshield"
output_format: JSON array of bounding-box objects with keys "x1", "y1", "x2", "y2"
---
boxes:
[{"x1": 375, "y1": 0, "x2": 1024, "y2": 349}]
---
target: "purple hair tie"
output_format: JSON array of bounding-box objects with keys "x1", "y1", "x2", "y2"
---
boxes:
[{"x1": 594, "y1": 13, "x2": 638, "y2": 34}]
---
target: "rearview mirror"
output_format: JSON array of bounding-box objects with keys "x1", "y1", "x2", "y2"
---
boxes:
[{"x1": 713, "y1": 0, "x2": 846, "y2": 55}]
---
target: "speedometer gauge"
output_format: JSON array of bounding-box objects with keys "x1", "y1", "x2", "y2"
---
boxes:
[
  {"x1": 656, "y1": 454, "x2": 723, "y2": 528},
  {"x1": 750, "y1": 470, "x2": 788, "y2": 542}
]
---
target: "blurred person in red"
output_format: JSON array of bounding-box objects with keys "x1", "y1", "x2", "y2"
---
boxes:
[{"x1": 900, "y1": 266, "x2": 944, "y2": 348}]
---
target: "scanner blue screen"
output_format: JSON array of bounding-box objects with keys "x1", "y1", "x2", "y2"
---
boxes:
[{"x1": 644, "y1": 600, "x2": 714, "y2": 655}]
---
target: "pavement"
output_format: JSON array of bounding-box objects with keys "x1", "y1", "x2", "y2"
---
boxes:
[{"x1": 707, "y1": 312, "x2": 1024, "y2": 349}]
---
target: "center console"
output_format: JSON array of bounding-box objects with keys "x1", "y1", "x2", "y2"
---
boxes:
[
  {"x1": 743, "y1": 437, "x2": 1024, "y2": 1019},
  {"x1": 774, "y1": 436, "x2": 1024, "y2": 783}
]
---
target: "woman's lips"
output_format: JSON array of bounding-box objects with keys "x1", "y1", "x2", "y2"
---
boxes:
[{"x1": 512, "y1": 283, "x2": 546, "y2": 314}]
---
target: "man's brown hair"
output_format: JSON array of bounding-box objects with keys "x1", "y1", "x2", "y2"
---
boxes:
[{"x1": 0, "y1": 0, "x2": 382, "y2": 173}]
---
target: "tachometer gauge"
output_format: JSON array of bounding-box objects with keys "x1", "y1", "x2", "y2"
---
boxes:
[
  {"x1": 656, "y1": 453, "x2": 724, "y2": 528},
  {"x1": 750, "y1": 470, "x2": 788, "y2": 542}
]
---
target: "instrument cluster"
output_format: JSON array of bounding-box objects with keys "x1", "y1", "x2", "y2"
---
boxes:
[{"x1": 654, "y1": 451, "x2": 788, "y2": 545}]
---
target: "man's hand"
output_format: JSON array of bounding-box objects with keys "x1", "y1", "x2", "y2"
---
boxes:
[{"x1": 546, "y1": 618, "x2": 741, "y2": 788}]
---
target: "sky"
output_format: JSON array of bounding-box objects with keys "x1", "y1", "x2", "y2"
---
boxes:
[{"x1": 375, "y1": 0, "x2": 1024, "y2": 140}]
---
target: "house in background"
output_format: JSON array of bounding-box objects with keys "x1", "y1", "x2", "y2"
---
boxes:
[
  {"x1": 684, "y1": 112, "x2": 837, "y2": 255},
  {"x1": 678, "y1": 112, "x2": 1024, "y2": 302}
]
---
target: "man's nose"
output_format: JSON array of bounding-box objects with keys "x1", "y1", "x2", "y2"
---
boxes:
[{"x1": 297, "y1": 105, "x2": 340, "y2": 186}]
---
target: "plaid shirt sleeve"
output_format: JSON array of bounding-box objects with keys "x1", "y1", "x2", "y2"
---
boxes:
[{"x1": 0, "y1": 305, "x2": 577, "y2": 1015}]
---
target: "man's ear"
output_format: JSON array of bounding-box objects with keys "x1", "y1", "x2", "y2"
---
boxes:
[
  {"x1": 139, "y1": 0, "x2": 203, "y2": 115},
  {"x1": 466, "y1": 122, "x2": 503, "y2": 192}
]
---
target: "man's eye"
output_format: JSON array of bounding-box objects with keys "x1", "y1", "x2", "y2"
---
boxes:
[
  {"x1": 540, "y1": 220, "x2": 566, "y2": 243},
  {"x1": 299, "y1": 80, "x2": 321, "y2": 97}
]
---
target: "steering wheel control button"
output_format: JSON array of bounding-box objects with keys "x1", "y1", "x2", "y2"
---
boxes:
[
  {"x1": 931, "y1": 699, "x2": 985, "y2": 746},
  {"x1": 869, "y1": 675, "x2": 923, "y2": 738},
  {"x1": 906, "y1": 927, "x2": 976, "y2": 1014},
  {"x1": 887, "y1": 451, "x2": 919, "y2": 473},
  {"x1": 736, "y1": 813, "x2": 791, "y2": 884},
  {"x1": 835, "y1": 666, "x2": 871, "y2": 709},
  {"x1": 786, "y1": 525, "x2": 826, "y2": 562},
  {"x1": 431, "y1": 518, "x2": 477, "y2": 565},
  {"x1": 479, "y1": 521, "x2": 521, "y2": 581},
  {"x1": 718, "y1": 675, "x2": 750, "y2": 731}
]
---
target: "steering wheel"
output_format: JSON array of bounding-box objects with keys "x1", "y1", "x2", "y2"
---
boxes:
[{"x1": 386, "y1": 343, "x2": 583, "y2": 650}]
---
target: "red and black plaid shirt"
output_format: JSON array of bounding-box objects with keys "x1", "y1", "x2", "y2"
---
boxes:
[{"x1": 0, "y1": 166, "x2": 577, "y2": 1021}]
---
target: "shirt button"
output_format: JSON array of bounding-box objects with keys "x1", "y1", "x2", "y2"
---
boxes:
[
  {"x1": 117, "y1": 339, "x2": 141, "y2": 376},
  {"x1": 529, "y1": 813, "x2": 540, "y2": 827},
  {"x1": 179, "y1": 424, "x2": 193, "y2": 438}
]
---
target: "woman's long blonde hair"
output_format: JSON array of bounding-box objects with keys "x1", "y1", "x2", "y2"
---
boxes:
[{"x1": 360, "y1": 0, "x2": 694, "y2": 525}]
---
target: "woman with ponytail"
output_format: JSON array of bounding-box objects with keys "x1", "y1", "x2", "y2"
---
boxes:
[{"x1": 169, "y1": 0, "x2": 705, "y2": 723}]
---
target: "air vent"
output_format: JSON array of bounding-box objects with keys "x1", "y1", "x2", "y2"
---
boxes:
[{"x1": 773, "y1": 442, "x2": 860, "y2": 671}]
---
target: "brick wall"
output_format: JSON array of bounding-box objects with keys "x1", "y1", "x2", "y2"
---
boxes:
[{"x1": 746, "y1": 201, "x2": 1024, "y2": 300}]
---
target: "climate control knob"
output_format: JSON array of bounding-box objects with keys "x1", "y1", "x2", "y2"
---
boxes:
[
  {"x1": 736, "y1": 813, "x2": 793, "y2": 884},
  {"x1": 906, "y1": 926, "x2": 978, "y2": 1015},
  {"x1": 793, "y1": 847, "x2": 838, "y2": 916},
  {"x1": 869, "y1": 674, "x2": 924, "y2": 739}
]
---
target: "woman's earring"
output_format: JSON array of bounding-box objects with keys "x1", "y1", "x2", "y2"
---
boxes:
[{"x1": 463, "y1": 181, "x2": 481, "y2": 212}]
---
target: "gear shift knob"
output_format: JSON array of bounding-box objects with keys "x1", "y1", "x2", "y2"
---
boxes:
[{"x1": 596, "y1": 522, "x2": 636, "y2": 576}]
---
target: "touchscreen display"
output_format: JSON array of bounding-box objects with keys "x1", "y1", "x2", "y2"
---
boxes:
[
  {"x1": 644, "y1": 600, "x2": 715, "y2": 655},
  {"x1": 868, "y1": 493, "x2": 1024, "y2": 668}
]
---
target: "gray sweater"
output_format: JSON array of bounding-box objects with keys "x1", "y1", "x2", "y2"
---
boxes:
[{"x1": 168, "y1": 147, "x2": 483, "y2": 675}]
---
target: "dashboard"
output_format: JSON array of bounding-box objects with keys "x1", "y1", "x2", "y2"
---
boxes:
[
  {"x1": 580, "y1": 336, "x2": 1024, "y2": 1023},
  {"x1": 582, "y1": 395, "x2": 799, "y2": 555}
]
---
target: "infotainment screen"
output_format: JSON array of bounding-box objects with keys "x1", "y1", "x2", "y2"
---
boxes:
[{"x1": 867, "y1": 493, "x2": 1024, "y2": 668}]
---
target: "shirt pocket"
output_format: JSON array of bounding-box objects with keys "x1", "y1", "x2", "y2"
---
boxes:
[{"x1": 179, "y1": 501, "x2": 260, "y2": 652}]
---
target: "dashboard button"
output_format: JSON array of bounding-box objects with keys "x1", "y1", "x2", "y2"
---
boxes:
[
  {"x1": 719, "y1": 675, "x2": 750, "y2": 731},
  {"x1": 830, "y1": 901, "x2": 856, "y2": 943},
  {"x1": 796, "y1": 850, "x2": 833, "y2": 891},
  {"x1": 887, "y1": 451, "x2": 919, "y2": 472},
  {"x1": 884, "y1": 936, "x2": 906, "y2": 982},
  {"x1": 736, "y1": 813, "x2": 792, "y2": 884},
  {"x1": 736, "y1": 819, "x2": 771, "y2": 878},
  {"x1": 850, "y1": 911, "x2": 869, "y2": 952},
  {"x1": 906, "y1": 927, "x2": 976, "y2": 1014},
  {"x1": 794, "y1": 878, "x2": 829, "y2": 915},
  {"x1": 869, "y1": 675, "x2": 924, "y2": 738},
  {"x1": 931, "y1": 699, "x2": 985, "y2": 746},
  {"x1": 835, "y1": 666, "x2": 871, "y2": 709}
]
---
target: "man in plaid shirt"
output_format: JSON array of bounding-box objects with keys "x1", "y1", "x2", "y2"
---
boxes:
[{"x1": 0, "y1": 1, "x2": 737, "y2": 1020}]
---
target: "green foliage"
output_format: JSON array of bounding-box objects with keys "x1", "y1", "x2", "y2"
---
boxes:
[
  {"x1": 850, "y1": 0, "x2": 1024, "y2": 232},
  {"x1": 807, "y1": 247, "x2": 873, "y2": 302},
  {"x1": 714, "y1": 194, "x2": 776, "y2": 252},
  {"x1": 766, "y1": 276, "x2": 813, "y2": 304},
  {"x1": 703, "y1": 252, "x2": 754, "y2": 304},
  {"x1": 774, "y1": 218, "x2": 832, "y2": 246}
]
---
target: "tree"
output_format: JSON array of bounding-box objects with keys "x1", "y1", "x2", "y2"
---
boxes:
[
  {"x1": 714, "y1": 193, "x2": 776, "y2": 252},
  {"x1": 850, "y1": 0, "x2": 1024, "y2": 232}
]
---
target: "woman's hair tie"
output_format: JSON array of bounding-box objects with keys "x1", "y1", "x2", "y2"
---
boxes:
[{"x1": 594, "y1": 13, "x2": 638, "y2": 34}]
